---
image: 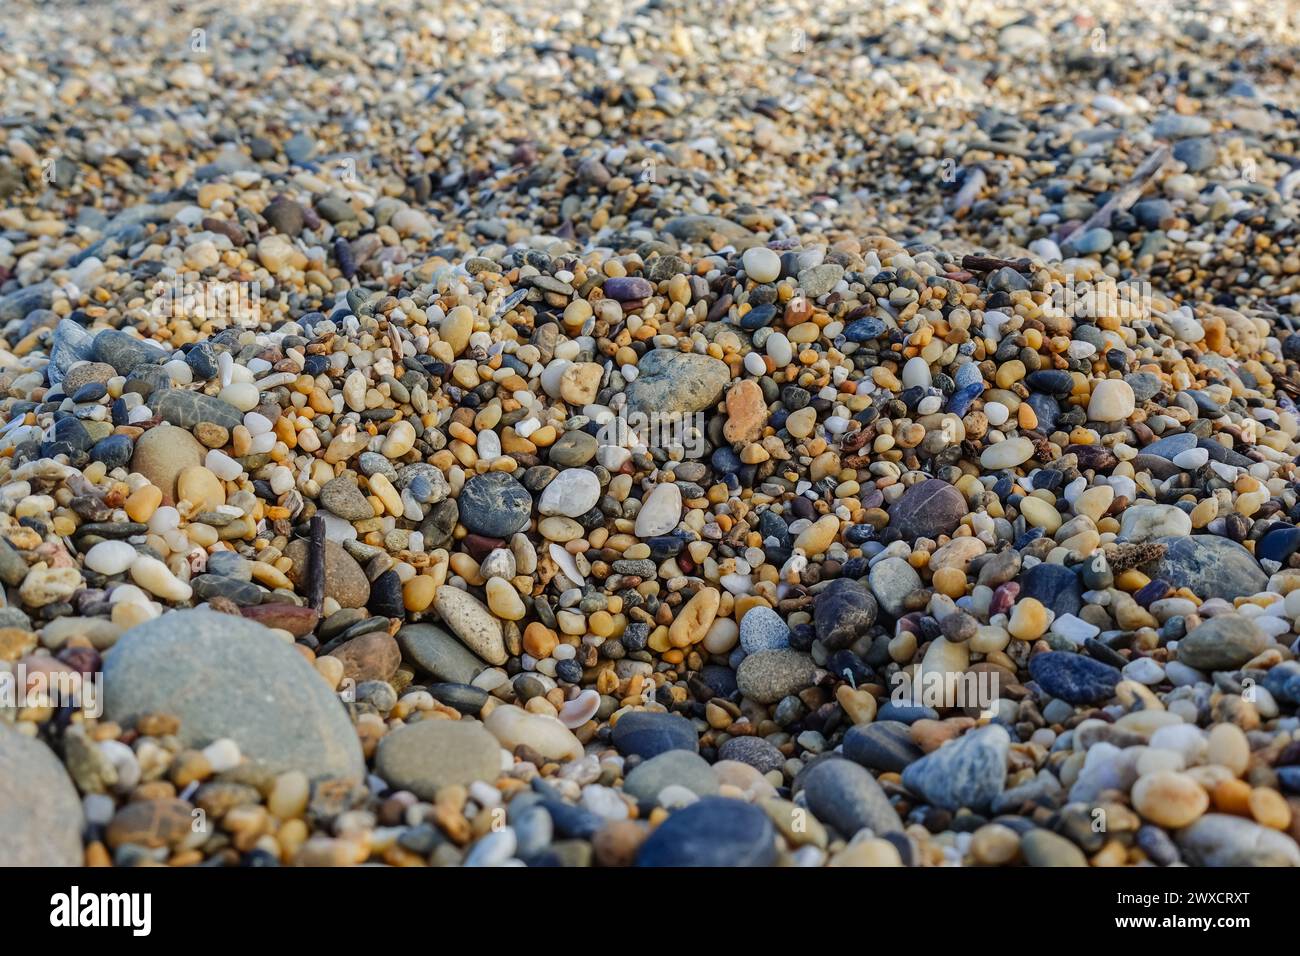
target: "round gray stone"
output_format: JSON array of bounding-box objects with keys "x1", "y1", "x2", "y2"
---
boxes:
[
  {"x1": 103, "y1": 609, "x2": 364, "y2": 782},
  {"x1": 623, "y1": 749, "x2": 719, "y2": 809},
  {"x1": 458, "y1": 472, "x2": 533, "y2": 537},
  {"x1": 0, "y1": 727, "x2": 84, "y2": 865},
  {"x1": 1146, "y1": 535, "x2": 1268, "y2": 601},
  {"x1": 374, "y1": 719, "x2": 501, "y2": 799}
]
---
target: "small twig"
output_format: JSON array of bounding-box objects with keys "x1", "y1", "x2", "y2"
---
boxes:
[
  {"x1": 309, "y1": 516, "x2": 326, "y2": 612},
  {"x1": 1055, "y1": 145, "x2": 1170, "y2": 244}
]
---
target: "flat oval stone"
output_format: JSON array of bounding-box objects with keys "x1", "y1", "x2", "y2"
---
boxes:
[
  {"x1": 843, "y1": 721, "x2": 923, "y2": 773},
  {"x1": 796, "y1": 756, "x2": 904, "y2": 836},
  {"x1": 458, "y1": 472, "x2": 532, "y2": 538},
  {"x1": 1145, "y1": 535, "x2": 1267, "y2": 601},
  {"x1": 611, "y1": 711, "x2": 698, "y2": 758},
  {"x1": 1028, "y1": 651, "x2": 1121, "y2": 705},
  {"x1": 813, "y1": 578, "x2": 877, "y2": 650},
  {"x1": 397, "y1": 623, "x2": 487, "y2": 683},
  {"x1": 636, "y1": 797, "x2": 777, "y2": 867},
  {"x1": 103, "y1": 610, "x2": 364, "y2": 781},
  {"x1": 623, "y1": 750, "x2": 720, "y2": 809},
  {"x1": 624, "y1": 349, "x2": 730, "y2": 416},
  {"x1": 432, "y1": 585, "x2": 507, "y2": 665},
  {"x1": 736, "y1": 649, "x2": 818, "y2": 704},
  {"x1": 374, "y1": 719, "x2": 501, "y2": 799},
  {"x1": 152, "y1": 388, "x2": 243, "y2": 430}
]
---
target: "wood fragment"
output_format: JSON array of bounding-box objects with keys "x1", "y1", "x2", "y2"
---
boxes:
[
  {"x1": 308, "y1": 516, "x2": 326, "y2": 612},
  {"x1": 1055, "y1": 146, "x2": 1170, "y2": 243},
  {"x1": 961, "y1": 254, "x2": 1032, "y2": 273}
]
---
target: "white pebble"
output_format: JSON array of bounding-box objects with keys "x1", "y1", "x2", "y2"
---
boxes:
[
  {"x1": 84, "y1": 540, "x2": 136, "y2": 575},
  {"x1": 205, "y1": 449, "x2": 242, "y2": 481}
]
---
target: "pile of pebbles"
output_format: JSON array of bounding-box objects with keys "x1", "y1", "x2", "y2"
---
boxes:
[{"x1": 3, "y1": 0, "x2": 1300, "y2": 867}]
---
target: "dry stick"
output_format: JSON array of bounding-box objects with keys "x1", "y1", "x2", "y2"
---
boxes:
[
  {"x1": 961, "y1": 254, "x2": 1033, "y2": 273},
  {"x1": 308, "y1": 515, "x2": 326, "y2": 612},
  {"x1": 1054, "y1": 145, "x2": 1171, "y2": 244}
]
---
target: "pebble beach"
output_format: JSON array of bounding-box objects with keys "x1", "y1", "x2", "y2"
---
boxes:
[{"x1": 4, "y1": 0, "x2": 1300, "y2": 868}]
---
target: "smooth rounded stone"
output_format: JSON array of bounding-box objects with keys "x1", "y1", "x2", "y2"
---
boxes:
[
  {"x1": 320, "y1": 477, "x2": 374, "y2": 521},
  {"x1": 91, "y1": 328, "x2": 167, "y2": 374},
  {"x1": 1020, "y1": 829, "x2": 1088, "y2": 867},
  {"x1": 603, "y1": 276, "x2": 654, "y2": 300},
  {"x1": 736, "y1": 649, "x2": 818, "y2": 704},
  {"x1": 901, "y1": 724, "x2": 1009, "y2": 812},
  {"x1": 797, "y1": 757, "x2": 904, "y2": 836},
  {"x1": 1132, "y1": 770, "x2": 1209, "y2": 828},
  {"x1": 1176, "y1": 814, "x2": 1300, "y2": 867},
  {"x1": 887, "y1": 478, "x2": 967, "y2": 541},
  {"x1": 90, "y1": 433, "x2": 134, "y2": 470},
  {"x1": 397, "y1": 623, "x2": 486, "y2": 683},
  {"x1": 1258, "y1": 526, "x2": 1300, "y2": 564},
  {"x1": 483, "y1": 704, "x2": 583, "y2": 761},
  {"x1": 1119, "y1": 504, "x2": 1192, "y2": 542},
  {"x1": 374, "y1": 719, "x2": 501, "y2": 799},
  {"x1": 1177, "y1": 614, "x2": 1267, "y2": 671},
  {"x1": 1124, "y1": 371, "x2": 1165, "y2": 403},
  {"x1": 284, "y1": 538, "x2": 370, "y2": 608},
  {"x1": 634, "y1": 483, "x2": 683, "y2": 537},
  {"x1": 152, "y1": 388, "x2": 243, "y2": 431},
  {"x1": 84, "y1": 540, "x2": 137, "y2": 575},
  {"x1": 263, "y1": 195, "x2": 305, "y2": 236},
  {"x1": 432, "y1": 585, "x2": 507, "y2": 665},
  {"x1": 1028, "y1": 651, "x2": 1122, "y2": 705},
  {"x1": 742, "y1": 246, "x2": 782, "y2": 283},
  {"x1": 63, "y1": 360, "x2": 116, "y2": 394},
  {"x1": 623, "y1": 750, "x2": 719, "y2": 808},
  {"x1": 131, "y1": 424, "x2": 204, "y2": 501},
  {"x1": 718, "y1": 735, "x2": 786, "y2": 774},
  {"x1": 326, "y1": 630, "x2": 401, "y2": 683},
  {"x1": 980, "y1": 437, "x2": 1035, "y2": 470},
  {"x1": 428, "y1": 683, "x2": 490, "y2": 715},
  {"x1": 624, "y1": 349, "x2": 730, "y2": 416},
  {"x1": 843, "y1": 721, "x2": 923, "y2": 773},
  {"x1": 548, "y1": 430, "x2": 598, "y2": 466},
  {"x1": 1173, "y1": 136, "x2": 1217, "y2": 172},
  {"x1": 539, "y1": 468, "x2": 601, "y2": 518},
  {"x1": 739, "y1": 606, "x2": 791, "y2": 654},
  {"x1": 103, "y1": 610, "x2": 364, "y2": 781},
  {"x1": 868, "y1": 557, "x2": 923, "y2": 618},
  {"x1": 636, "y1": 797, "x2": 776, "y2": 867},
  {"x1": 611, "y1": 711, "x2": 698, "y2": 758},
  {"x1": 1087, "y1": 379, "x2": 1135, "y2": 422},
  {"x1": 0, "y1": 727, "x2": 84, "y2": 865},
  {"x1": 1019, "y1": 562, "x2": 1082, "y2": 617},
  {"x1": 1142, "y1": 432, "x2": 1199, "y2": 460},
  {"x1": 813, "y1": 578, "x2": 877, "y2": 650},
  {"x1": 458, "y1": 472, "x2": 532, "y2": 537},
  {"x1": 1145, "y1": 536, "x2": 1268, "y2": 602}
]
